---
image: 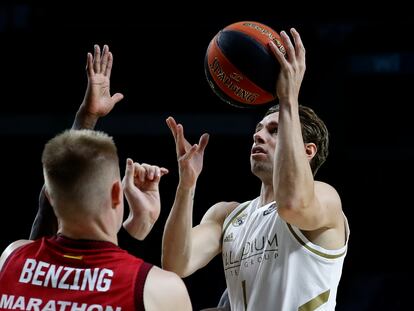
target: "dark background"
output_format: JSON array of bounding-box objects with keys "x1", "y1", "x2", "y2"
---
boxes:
[{"x1": 1, "y1": 3, "x2": 413, "y2": 310}]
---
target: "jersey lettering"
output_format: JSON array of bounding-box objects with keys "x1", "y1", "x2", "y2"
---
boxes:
[{"x1": 18, "y1": 259, "x2": 113, "y2": 292}]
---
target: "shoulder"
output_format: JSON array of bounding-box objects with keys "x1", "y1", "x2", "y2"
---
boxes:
[
  {"x1": 0, "y1": 239, "x2": 33, "y2": 271},
  {"x1": 143, "y1": 266, "x2": 192, "y2": 311},
  {"x1": 201, "y1": 201, "x2": 240, "y2": 226}
]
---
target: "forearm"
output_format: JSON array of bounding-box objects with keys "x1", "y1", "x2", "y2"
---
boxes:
[
  {"x1": 29, "y1": 186, "x2": 58, "y2": 239},
  {"x1": 117, "y1": 225, "x2": 144, "y2": 258},
  {"x1": 274, "y1": 102, "x2": 315, "y2": 209},
  {"x1": 161, "y1": 185, "x2": 195, "y2": 276},
  {"x1": 72, "y1": 104, "x2": 99, "y2": 130},
  {"x1": 122, "y1": 208, "x2": 156, "y2": 241}
]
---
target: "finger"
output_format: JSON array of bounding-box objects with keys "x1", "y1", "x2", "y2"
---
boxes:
[
  {"x1": 166, "y1": 116, "x2": 178, "y2": 142},
  {"x1": 146, "y1": 164, "x2": 156, "y2": 180},
  {"x1": 105, "y1": 51, "x2": 113, "y2": 77},
  {"x1": 182, "y1": 144, "x2": 198, "y2": 161},
  {"x1": 143, "y1": 165, "x2": 169, "y2": 182},
  {"x1": 123, "y1": 158, "x2": 135, "y2": 188},
  {"x1": 155, "y1": 168, "x2": 169, "y2": 183},
  {"x1": 198, "y1": 133, "x2": 210, "y2": 153},
  {"x1": 279, "y1": 30, "x2": 295, "y2": 62},
  {"x1": 290, "y1": 28, "x2": 305, "y2": 58},
  {"x1": 176, "y1": 124, "x2": 187, "y2": 156},
  {"x1": 86, "y1": 52, "x2": 94, "y2": 77},
  {"x1": 140, "y1": 163, "x2": 157, "y2": 181},
  {"x1": 269, "y1": 40, "x2": 288, "y2": 70},
  {"x1": 101, "y1": 45, "x2": 109, "y2": 75},
  {"x1": 134, "y1": 163, "x2": 146, "y2": 183},
  {"x1": 152, "y1": 166, "x2": 163, "y2": 182},
  {"x1": 93, "y1": 44, "x2": 101, "y2": 73},
  {"x1": 153, "y1": 166, "x2": 169, "y2": 183},
  {"x1": 160, "y1": 167, "x2": 169, "y2": 176},
  {"x1": 111, "y1": 93, "x2": 124, "y2": 105},
  {"x1": 154, "y1": 166, "x2": 161, "y2": 179}
]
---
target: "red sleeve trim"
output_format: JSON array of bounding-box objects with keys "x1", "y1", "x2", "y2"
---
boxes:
[{"x1": 135, "y1": 262, "x2": 153, "y2": 311}]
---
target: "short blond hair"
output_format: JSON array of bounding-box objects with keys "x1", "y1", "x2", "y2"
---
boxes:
[{"x1": 42, "y1": 129, "x2": 120, "y2": 214}]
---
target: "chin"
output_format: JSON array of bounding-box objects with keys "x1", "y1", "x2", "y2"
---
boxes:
[{"x1": 251, "y1": 162, "x2": 270, "y2": 176}]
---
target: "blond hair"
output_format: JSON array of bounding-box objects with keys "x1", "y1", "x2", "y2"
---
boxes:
[{"x1": 42, "y1": 129, "x2": 120, "y2": 216}]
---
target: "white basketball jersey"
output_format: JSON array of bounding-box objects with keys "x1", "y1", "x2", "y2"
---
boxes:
[{"x1": 222, "y1": 198, "x2": 349, "y2": 311}]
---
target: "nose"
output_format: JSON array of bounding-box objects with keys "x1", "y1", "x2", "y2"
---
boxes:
[{"x1": 253, "y1": 130, "x2": 265, "y2": 144}]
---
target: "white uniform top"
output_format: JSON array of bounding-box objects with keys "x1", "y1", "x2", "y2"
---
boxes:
[{"x1": 222, "y1": 198, "x2": 349, "y2": 311}]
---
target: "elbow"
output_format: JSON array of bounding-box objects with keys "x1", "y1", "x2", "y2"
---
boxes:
[
  {"x1": 276, "y1": 195, "x2": 307, "y2": 212},
  {"x1": 276, "y1": 197, "x2": 307, "y2": 222},
  {"x1": 275, "y1": 186, "x2": 315, "y2": 213},
  {"x1": 161, "y1": 247, "x2": 193, "y2": 278},
  {"x1": 277, "y1": 203, "x2": 296, "y2": 222},
  {"x1": 161, "y1": 257, "x2": 188, "y2": 278}
]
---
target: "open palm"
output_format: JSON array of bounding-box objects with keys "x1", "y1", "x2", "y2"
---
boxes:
[{"x1": 83, "y1": 45, "x2": 124, "y2": 117}]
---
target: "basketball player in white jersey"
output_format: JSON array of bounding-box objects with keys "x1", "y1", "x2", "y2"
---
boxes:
[{"x1": 162, "y1": 28, "x2": 349, "y2": 311}]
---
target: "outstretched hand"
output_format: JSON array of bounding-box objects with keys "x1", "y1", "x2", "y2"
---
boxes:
[
  {"x1": 122, "y1": 158, "x2": 169, "y2": 240},
  {"x1": 166, "y1": 116, "x2": 209, "y2": 189},
  {"x1": 82, "y1": 44, "x2": 124, "y2": 118}
]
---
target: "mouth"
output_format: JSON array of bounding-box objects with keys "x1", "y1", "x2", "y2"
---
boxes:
[{"x1": 251, "y1": 146, "x2": 266, "y2": 155}]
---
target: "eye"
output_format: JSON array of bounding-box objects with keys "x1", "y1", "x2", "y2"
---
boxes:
[{"x1": 270, "y1": 127, "x2": 278, "y2": 135}]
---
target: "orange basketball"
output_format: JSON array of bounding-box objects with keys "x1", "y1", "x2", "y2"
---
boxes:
[{"x1": 205, "y1": 21, "x2": 286, "y2": 108}]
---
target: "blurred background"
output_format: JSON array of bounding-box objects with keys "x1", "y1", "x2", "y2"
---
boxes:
[{"x1": 0, "y1": 2, "x2": 412, "y2": 310}]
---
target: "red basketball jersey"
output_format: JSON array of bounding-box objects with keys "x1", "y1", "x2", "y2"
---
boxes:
[{"x1": 0, "y1": 235, "x2": 153, "y2": 311}]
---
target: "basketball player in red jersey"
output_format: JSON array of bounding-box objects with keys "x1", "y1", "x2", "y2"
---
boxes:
[
  {"x1": 30, "y1": 45, "x2": 161, "y2": 243},
  {"x1": 0, "y1": 45, "x2": 192, "y2": 311}
]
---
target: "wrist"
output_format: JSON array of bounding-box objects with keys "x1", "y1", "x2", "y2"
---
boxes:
[
  {"x1": 277, "y1": 96, "x2": 299, "y2": 109},
  {"x1": 72, "y1": 105, "x2": 99, "y2": 130},
  {"x1": 176, "y1": 183, "x2": 196, "y2": 201},
  {"x1": 177, "y1": 181, "x2": 196, "y2": 192}
]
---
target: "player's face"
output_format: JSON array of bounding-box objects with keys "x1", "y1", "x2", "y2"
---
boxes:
[{"x1": 250, "y1": 112, "x2": 279, "y2": 177}]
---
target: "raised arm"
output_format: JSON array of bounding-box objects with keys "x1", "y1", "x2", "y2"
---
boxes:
[
  {"x1": 161, "y1": 117, "x2": 235, "y2": 277},
  {"x1": 269, "y1": 28, "x2": 343, "y2": 232},
  {"x1": 30, "y1": 44, "x2": 123, "y2": 239}
]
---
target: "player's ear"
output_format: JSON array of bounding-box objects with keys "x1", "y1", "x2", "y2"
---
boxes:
[
  {"x1": 305, "y1": 143, "x2": 317, "y2": 160},
  {"x1": 111, "y1": 180, "x2": 123, "y2": 209}
]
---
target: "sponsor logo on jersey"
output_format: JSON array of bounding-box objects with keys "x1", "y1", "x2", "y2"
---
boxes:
[
  {"x1": 223, "y1": 233, "x2": 279, "y2": 273},
  {"x1": 263, "y1": 203, "x2": 277, "y2": 216},
  {"x1": 224, "y1": 233, "x2": 234, "y2": 242},
  {"x1": 232, "y1": 213, "x2": 247, "y2": 227}
]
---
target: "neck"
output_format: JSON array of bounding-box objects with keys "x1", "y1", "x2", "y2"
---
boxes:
[
  {"x1": 59, "y1": 219, "x2": 118, "y2": 245},
  {"x1": 259, "y1": 183, "x2": 275, "y2": 207}
]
